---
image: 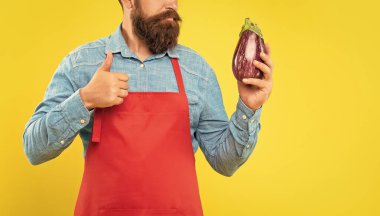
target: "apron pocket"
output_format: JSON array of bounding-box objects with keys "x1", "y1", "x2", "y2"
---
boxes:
[{"x1": 98, "y1": 208, "x2": 179, "y2": 215}]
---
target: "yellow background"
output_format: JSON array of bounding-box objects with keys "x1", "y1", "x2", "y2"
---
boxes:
[{"x1": 1, "y1": 0, "x2": 379, "y2": 215}]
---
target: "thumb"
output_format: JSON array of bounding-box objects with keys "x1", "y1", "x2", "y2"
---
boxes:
[{"x1": 99, "y1": 52, "x2": 113, "y2": 71}]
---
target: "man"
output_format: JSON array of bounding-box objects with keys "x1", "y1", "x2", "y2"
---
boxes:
[{"x1": 23, "y1": 0, "x2": 274, "y2": 215}]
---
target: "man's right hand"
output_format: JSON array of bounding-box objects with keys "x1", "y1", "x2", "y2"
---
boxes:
[{"x1": 79, "y1": 52, "x2": 129, "y2": 110}]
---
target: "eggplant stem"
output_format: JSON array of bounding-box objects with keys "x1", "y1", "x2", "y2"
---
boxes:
[{"x1": 239, "y1": 17, "x2": 264, "y2": 39}]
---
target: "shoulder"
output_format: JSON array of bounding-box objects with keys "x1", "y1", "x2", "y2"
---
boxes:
[
  {"x1": 175, "y1": 44, "x2": 208, "y2": 65},
  {"x1": 66, "y1": 36, "x2": 109, "y2": 68},
  {"x1": 174, "y1": 44, "x2": 214, "y2": 82}
]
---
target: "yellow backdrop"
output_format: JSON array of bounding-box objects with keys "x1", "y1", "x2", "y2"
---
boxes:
[{"x1": 1, "y1": 0, "x2": 379, "y2": 215}]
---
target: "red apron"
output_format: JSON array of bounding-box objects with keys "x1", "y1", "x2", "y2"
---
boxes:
[{"x1": 74, "y1": 58, "x2": 204, "y2": 216}]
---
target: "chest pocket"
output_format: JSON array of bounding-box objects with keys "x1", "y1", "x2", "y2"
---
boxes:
[
  {"x1": 187, "y1": 92, "x2": 199, "y2": 105},
  {"x1": 186, "y1": 92, "x2": 200, "y2": 130}
]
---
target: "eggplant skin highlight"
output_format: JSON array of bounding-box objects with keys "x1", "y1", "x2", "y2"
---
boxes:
[{"x1": 232, "y1": 18, "x2": 267, "y2": 81}]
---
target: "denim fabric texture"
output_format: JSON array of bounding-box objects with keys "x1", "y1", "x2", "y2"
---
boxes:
[{"x1": 23, "y1": 22, "x2": 263, "y2": 176}]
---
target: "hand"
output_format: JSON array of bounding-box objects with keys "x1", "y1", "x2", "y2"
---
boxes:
[
  {"x1": 79, "y1": 52, "x2": 129, "y2": 110},
  {"x1": 237, "y1": 43, "x2": 274, "y2": 111}
]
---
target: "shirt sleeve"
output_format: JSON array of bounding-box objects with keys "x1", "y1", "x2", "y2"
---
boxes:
[
  {"x1": 195, "y1": 62, "x2": 263, "y2": 177},
  {"x1": 22, "y1": 54, "x2": 91, "y2": 165}
]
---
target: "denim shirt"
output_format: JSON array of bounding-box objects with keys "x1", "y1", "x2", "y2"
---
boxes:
[{"x1": 22, "y1": 22, "x2": 263, "y2": 177}]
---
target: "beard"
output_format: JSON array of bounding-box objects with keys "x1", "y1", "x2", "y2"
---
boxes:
[{"x1": 131, "y1": 3, "x2": 182, "y2": 54}]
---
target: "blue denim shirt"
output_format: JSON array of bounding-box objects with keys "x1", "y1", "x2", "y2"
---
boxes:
[{"x1": 22, "y1": 22, "x2": 263, "y2": 176}]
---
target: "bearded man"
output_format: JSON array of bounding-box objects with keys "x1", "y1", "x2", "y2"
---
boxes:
[{"x1": 22, "y1": 0, "x2": 274, "y2": 215}]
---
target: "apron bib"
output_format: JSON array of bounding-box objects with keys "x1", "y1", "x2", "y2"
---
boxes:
[{"x1": 74, "y1": 58, "x2": 204, "y2": 216}]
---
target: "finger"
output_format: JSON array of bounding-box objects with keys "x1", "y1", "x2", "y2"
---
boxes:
[
  {"x1": 100, "y1": 52, "x2": 113, "y2": 71},
  {"x1": 113, "y1": 72, "x2": 129, "y2": 81},
  {"x1": 118, "y1": 80, "x2": 128, "y2": 90},
  {"x1": 117, "y1": 89, "x2": 129, "y2": 98},
  {"x1": 242, "y1": 77, "x2": 267, "y2": 88},
  {"x1": 114, "y1": 97, "x2": 124, "y2": 105},
  {"x1": 260, "y1": 52, "x2": 274, "y2": 69},
  {"x1": 264, "y1": 43, "x2": 271, "y2": 57},
  {"x1": 254, "y1": 60, "x2": 272, "y2": 80}
]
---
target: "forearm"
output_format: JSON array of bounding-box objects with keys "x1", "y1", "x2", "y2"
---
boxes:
[
  {"x1": 23, "y1": 89, "x2": 91, "y2": 165},
  {"x1": 199, "y1": 97, "x2": 263, "y2": 177}
]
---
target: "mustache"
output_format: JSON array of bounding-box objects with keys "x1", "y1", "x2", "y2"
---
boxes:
[
  {"x1": 145, "y1": 8, "x2": 182, "y2": 23},
  {"x1": 131, "y1": 6, "x2": 181, "y2": 54}
]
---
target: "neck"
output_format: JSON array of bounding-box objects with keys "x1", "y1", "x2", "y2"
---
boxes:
[{"x1": 121, "y1": 20, "x2": 152, "y2": 62}]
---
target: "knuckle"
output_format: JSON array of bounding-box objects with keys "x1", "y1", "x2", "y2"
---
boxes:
[{"x1": 121, "y1": 89, "x2": 128, "y2": 97}]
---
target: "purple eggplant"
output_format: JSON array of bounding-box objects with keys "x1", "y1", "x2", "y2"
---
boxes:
[{"x1": 232, "y1": 18, "x2": 266, "y2": 81}]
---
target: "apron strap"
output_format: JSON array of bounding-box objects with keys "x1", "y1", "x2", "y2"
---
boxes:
[
  {"x1": 170, "y1": 58, "x2": 185, "y2": 94},
  {"x1": 91, "y1": 108, "x2": 103, "y2": 143},
  {"x1": 91, "y1": 57, "x2": 184, "y2": 143}
]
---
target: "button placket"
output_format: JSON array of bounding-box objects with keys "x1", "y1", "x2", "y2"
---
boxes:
[
  {"x1": 241, "y1": 131, "x2": 256, "y2": 158},
  {"x1": 240, "y1": 141, "x2": 251, "y2": 158},
  {"x1": 248, "y1": 116, "x2": 257, "y2": 133}
]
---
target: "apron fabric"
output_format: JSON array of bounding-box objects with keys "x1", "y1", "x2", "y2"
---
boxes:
[{"x1": 74, "y1": 58, "x2": 204, "y2": 216}]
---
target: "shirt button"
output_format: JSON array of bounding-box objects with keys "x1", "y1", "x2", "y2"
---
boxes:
[
  {"x1": 80, "y1": 119, "x2": 86, "y2": 124},
  {"x1": 60, "y1": 140, "x2": 65, "y2": 145},
  {"x1": 245, "y1": 144, "x2": 250, "y2": 148},
  {"x1": 140, "y1": 64, "x2": 144, "y2": 68},
  {"x1": 242, "y1": 115, "x2": 247, "y2": 120},
  {"x1": 250, "y1": 118, "x2": 255, "y2": 123}
]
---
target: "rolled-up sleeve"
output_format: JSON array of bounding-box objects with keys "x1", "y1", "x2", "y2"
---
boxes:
[
  {"x1": 195, "y1": 62, "x2": 263, "y2": 177},
  {"x1": 22, "y1": 54, "x2": 91, "y2": 165}
]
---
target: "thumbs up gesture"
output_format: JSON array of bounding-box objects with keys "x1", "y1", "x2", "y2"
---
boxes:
[{"x1": 79, "y1": 52, "x2": 129, "y2": 110}]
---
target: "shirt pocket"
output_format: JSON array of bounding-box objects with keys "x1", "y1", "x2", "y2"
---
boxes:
[
  {"x1": 187, "y1": 92, "x2": 199, "y2": 105},
  {"x1": 186, "y1": 91, "x2": 200, "y2": 130}
]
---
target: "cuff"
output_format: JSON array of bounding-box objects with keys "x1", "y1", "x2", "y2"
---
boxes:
[
  {"x1": 235, "y1": 96, "x2": 263, "y2": 133},
  {"x1": 60, "y1": 89, "x2": 91, "y2": 132}
]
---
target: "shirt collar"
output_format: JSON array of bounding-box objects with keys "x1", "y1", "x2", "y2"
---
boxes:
[{"x1": 104, "y1": 22, "x2": 180, "y2": 59}]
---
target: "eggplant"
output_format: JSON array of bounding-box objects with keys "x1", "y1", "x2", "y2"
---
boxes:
[{"x1": 232, "y1": 18, "x2": 266, "y2": 81}]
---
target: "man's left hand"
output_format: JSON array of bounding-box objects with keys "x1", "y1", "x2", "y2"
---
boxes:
[{"x1": 237, "y1": 43, "x2": 274, "y2": 112}]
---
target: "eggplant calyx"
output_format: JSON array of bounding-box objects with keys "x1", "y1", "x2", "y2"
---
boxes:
[{"x1": 239, "y1": 17, "x2": 264, "y2": 39}]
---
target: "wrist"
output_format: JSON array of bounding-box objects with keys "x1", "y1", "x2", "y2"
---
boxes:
[
  {"x1": 251, "y1": 105, "x2": 262, "y2": 113},
  {"x1": 238, "y1": 95, "x2": 262, "y2": 114},
  {"x1": 79, "y1": 87, "x2": 95, "y2": 110}
]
